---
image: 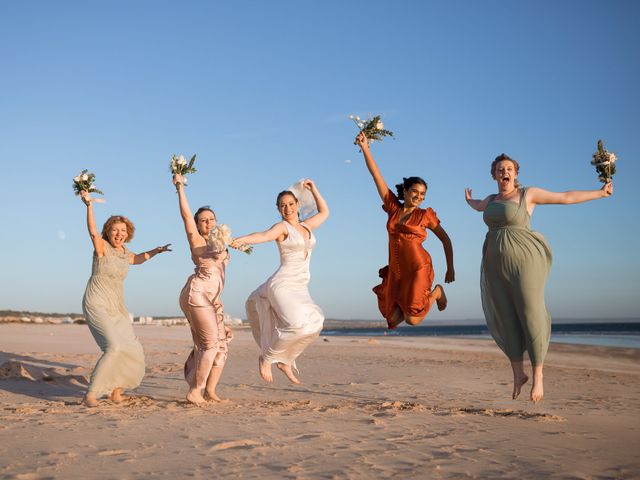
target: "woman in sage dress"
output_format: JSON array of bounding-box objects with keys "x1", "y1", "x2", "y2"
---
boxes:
[
  {"x1": 465, "y1": 153, "x2": 613, "y2": 403},
  {"x1": 80, "y1": 191, "x2": 171, "y2": 407},
  {"x1": 355, "y1": 132, "x2": 455, "y2": 330},
  {"x1": 173, "y1": 173, "x2": 234, "y2": 405},
  {"x1": 232, "y1": 179, "x2": 329, "y2": 384}
]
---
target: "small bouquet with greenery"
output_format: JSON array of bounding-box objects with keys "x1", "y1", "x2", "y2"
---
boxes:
[
  {"x1": 350, "y1": 114, "x2": 394, "y2": 145},
  {"x1": 590, "y1": 140, "x2": 617, "y2": 183},
  {"x1": 170, "y1": 154, "x2": 197, "y2": 191},
  {"x1": 72, "y1": 170, "x2": 104, "y2": 201},
  {"x1": 208, "y1": 224, "x2": 252, "y2": 255}
]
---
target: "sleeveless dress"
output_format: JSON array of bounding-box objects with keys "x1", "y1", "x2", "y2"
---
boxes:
[
  {"x1": 82, "y1": 243, "x2": 145, "y2": 397},
  {"x1": 481, "y1": 187, "x2": 553, "y2": 365},
  {"x1": 374, "y1": 189, "x2": 440, "y2": 328},
  {"x1": 245, "y1": 221, "x2": 324, "y2": 368},
  {"x1": 179, "y1": 245, "x2": 231, "y2": 382}
]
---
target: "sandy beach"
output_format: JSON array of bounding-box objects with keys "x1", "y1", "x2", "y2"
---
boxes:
[{"x1": 1, "y1": 324, "x2": 639, "y2": 479}]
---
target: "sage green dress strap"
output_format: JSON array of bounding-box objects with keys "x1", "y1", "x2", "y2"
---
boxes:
[
  {"x1": 82, "y1": 242, "x2": 145, "y2": 397},
  {"x1": 480, "y1": 187, "x2": 553, "y2": 365}
]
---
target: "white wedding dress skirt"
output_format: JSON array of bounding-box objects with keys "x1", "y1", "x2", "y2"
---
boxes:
[{"x1": 246, "y1": 221, "x2": 324, "y2": 368}]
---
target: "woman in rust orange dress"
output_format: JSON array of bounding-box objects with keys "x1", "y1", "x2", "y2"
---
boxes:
[{"x1": 355, "y1": 132, "x2": 455, "y2": 329}]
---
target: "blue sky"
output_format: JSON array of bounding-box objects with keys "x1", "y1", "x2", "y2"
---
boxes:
[{"x1": 1, "y1": 1, "x2": 638, "y2": 322}]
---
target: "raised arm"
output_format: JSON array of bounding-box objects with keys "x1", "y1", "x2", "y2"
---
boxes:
[
  {"x1": 174, "y1": 174, "x2": 206, "y2": 249},
  {"x1": 356, "y1": 132, "x2": 389, "y2": 201},
  {"x1": 130, "y1": 244, "x2": 172, "y2": 265},
  {"x1": 431, "y1": 224, "x2": 455, "y2": 283},
  {"x1": 526, "y1": 182, "x2": 613, "y2": 214},
  {"x1": 300, "y1": 179, "x2": 329, "y2": 230},
  {"x1": 465, "y1": 188, "x2": 491, "y2": 212},
  {"x1": 80, "y1": 191, "x2": 106, "y2": 256},
  {"x1": 232, "y1": 223, "x2": 288, "y2": 247}
]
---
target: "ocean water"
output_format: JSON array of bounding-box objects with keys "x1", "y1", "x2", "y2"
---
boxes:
[{"x1": 321, "y1": 322, "x2": 640, "y2": 349}]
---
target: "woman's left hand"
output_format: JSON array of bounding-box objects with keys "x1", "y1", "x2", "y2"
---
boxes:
[
  {"x1": 225, "y1": 326, "x2": 234, "y2": 341},
  {"x1": 303, "y1": 179, "x2": 316, "y2": 191},
  {"x1": 155, "y1": 244, "x2": 172, "y2": 253},
  {"x1": 602, "y1": 181, "x2": 613, "y2": 196},
  {"x1": 445, "y1": 268, "x2": 455, "y2": 283}
]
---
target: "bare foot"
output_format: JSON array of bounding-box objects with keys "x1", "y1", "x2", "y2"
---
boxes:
[
  {"x1": 276, "y1": 363, "x2": 301, "y2": 384},
  {"x1": 186, "y1": 388, "x2": 205, "y2": 406},
  {"x1": 435, "y1": 285, "x2": 447, "y2": 311},
  {"x1": 387, "y1": 307, "x2": 404, "y2": 330},
  {"x1": 512, "y1": 373, "x2": 529, "y2": 399},
  {"x1": 110, "y1": 387, "x2": 124, "y2": 404},
  {"x1": 531, "y1": 370, "x2": 544, "y2": 403},
  {"x1": 204, "y1": 390, "x2": 228, "y2": 403},
  {"x1": 83, "y1": 393, "x2": 99, "y2": 407},
  {"x1": 259, "y1": 356, "x2": 273, "y2": 383}
]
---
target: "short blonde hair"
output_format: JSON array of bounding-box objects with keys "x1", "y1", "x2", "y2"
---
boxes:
[{"x1": 101, "y1": 215, "x2": 135, "y2": 243}]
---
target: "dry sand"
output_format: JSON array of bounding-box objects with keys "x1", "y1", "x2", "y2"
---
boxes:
[{"x1": 1, "y1": 323, "x2": 639, "y2": 479}]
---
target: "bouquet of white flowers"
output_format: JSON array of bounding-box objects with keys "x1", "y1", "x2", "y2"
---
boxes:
[
  {"x1": 72, "y1": 169, "x2": 104, "y2": 197},
  {"x1": 208, "y1": 224, "x2": 252, "y2": 255},
  {"x1": 170, "y1": 154, "x2": 197, "y2": 191},
  {"x1": 350, "y1": 114, "x2": 394, "y2": 145},
  {"x1": 591, "y1": 140, "x2": 617, "y2": 183}
]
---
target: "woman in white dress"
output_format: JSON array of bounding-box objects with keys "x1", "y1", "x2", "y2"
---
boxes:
[{"x1": 232, "y1": 179, "x2": 329, "y2": 384}]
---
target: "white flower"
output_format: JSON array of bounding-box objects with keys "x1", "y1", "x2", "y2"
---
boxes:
[
  {"x1": 376, "y1": 121, "x2": 384, "y2": 130},
  {"x1": 178, "y1": 155, "x2": 186, "y2": 165},
  {"x1": 355, "y1": 116, "x2": 360, "y2": 121},
  {"x1": 349, "y1": 115, "x2": 354, "y2": 119},
  {"x1": 74, "y1": 175, "x2": 81, "y2": 183},
  {"x1": 81, "y1": 174, "x2": 89, "y2": 181},
  {"x1": 607, "y1": 152, "x2": 617, "y2": 163}
]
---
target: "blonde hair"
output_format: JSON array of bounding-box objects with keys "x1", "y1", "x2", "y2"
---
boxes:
[{"x1": 101, "y1": 215, "x2": 135, "y2": 243}]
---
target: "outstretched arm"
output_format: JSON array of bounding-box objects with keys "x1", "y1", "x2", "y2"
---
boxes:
[
  {"x1": 356, "y1": 132, "x2": 389, "y2": 201},
  {"x1": 300, "y1": 179, "x2": 329, "y2": 230},
  {"x1": 80, "y1": 191, "x2": 106, "y2": 256},
  {"x1": 232, "y1": 222, "x2": 288, "y2": 247},
  {"x1": 131, "y1": 244, "x2": 172, "y2": 265},
  {"x1": 527, "y1": 182, "x2": 613, "y2": 208},
  {"x1": 431, "y1": 224, "x2": 455, "y2": 283},
  {"x1": 465, "y1": 188, "x2": 490, "y2": 212},
  {"x1": 174, "y1": 174, "x2": 206, "y2": 249}
]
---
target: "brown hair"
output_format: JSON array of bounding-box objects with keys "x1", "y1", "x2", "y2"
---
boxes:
[
  {"x1": 491, "y1": 153, "x2": 521, "y2": 187},
  {"x1": 276, "y1": 190, "x2": 298, "y2": 206},
  {"x1": 395, "y1": 176, "x2": 427, "y2": 203},
  {"x1": 101, "y1": 215, "x2": 135, "y2": 243}
]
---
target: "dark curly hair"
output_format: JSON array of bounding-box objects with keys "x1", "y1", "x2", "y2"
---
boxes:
[{"x1": 395, "y1": 177, "x2": 428, "y2": 202}]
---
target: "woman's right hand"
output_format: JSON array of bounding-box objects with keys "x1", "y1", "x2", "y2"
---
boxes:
[
  {"x1": 173, "y1": 173, "x2": 184, "y2": 187},
  {"x1": 80, "y1": 190, "x2": 92, "y2": 206},
  {"x1": 464, "y1": 188, "x2": 473, "y2": 202},
  {"x1": 355, "y1": 132, "x2": 369, "y2": 150},
  {"x1": 602, "y1": 181, "x2": 613, "y2": 197}
]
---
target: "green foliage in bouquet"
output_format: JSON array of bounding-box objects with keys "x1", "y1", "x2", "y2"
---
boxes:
[
  {"x1": 350, "y1": 115, "x2": 394, "y2": 144},
  {"x1": 170, "y1": 154, "x2": 197, "y2": 176},
  {"x1": 72, "y1": 169, "x2": 104, "y2": 196},
  {"x1": 591, "y1": 140, "x2": 617, "y2": 183}
]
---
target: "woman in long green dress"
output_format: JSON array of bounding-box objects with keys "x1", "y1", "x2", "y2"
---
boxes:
[
  {"x1": 465, "y1": 154, "x2": 612, "y2": 403},
  {"x1": 80, "y1": 191, "x2": 171, "y2": 407}
]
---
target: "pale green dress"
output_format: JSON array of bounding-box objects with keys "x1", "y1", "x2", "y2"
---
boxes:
[
  {"x1": 481, "y1": 187, "x2": 553, "y2": 365},
  {"x1": 82, "y1": 243, "x2": 145, "y2": 397}
]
